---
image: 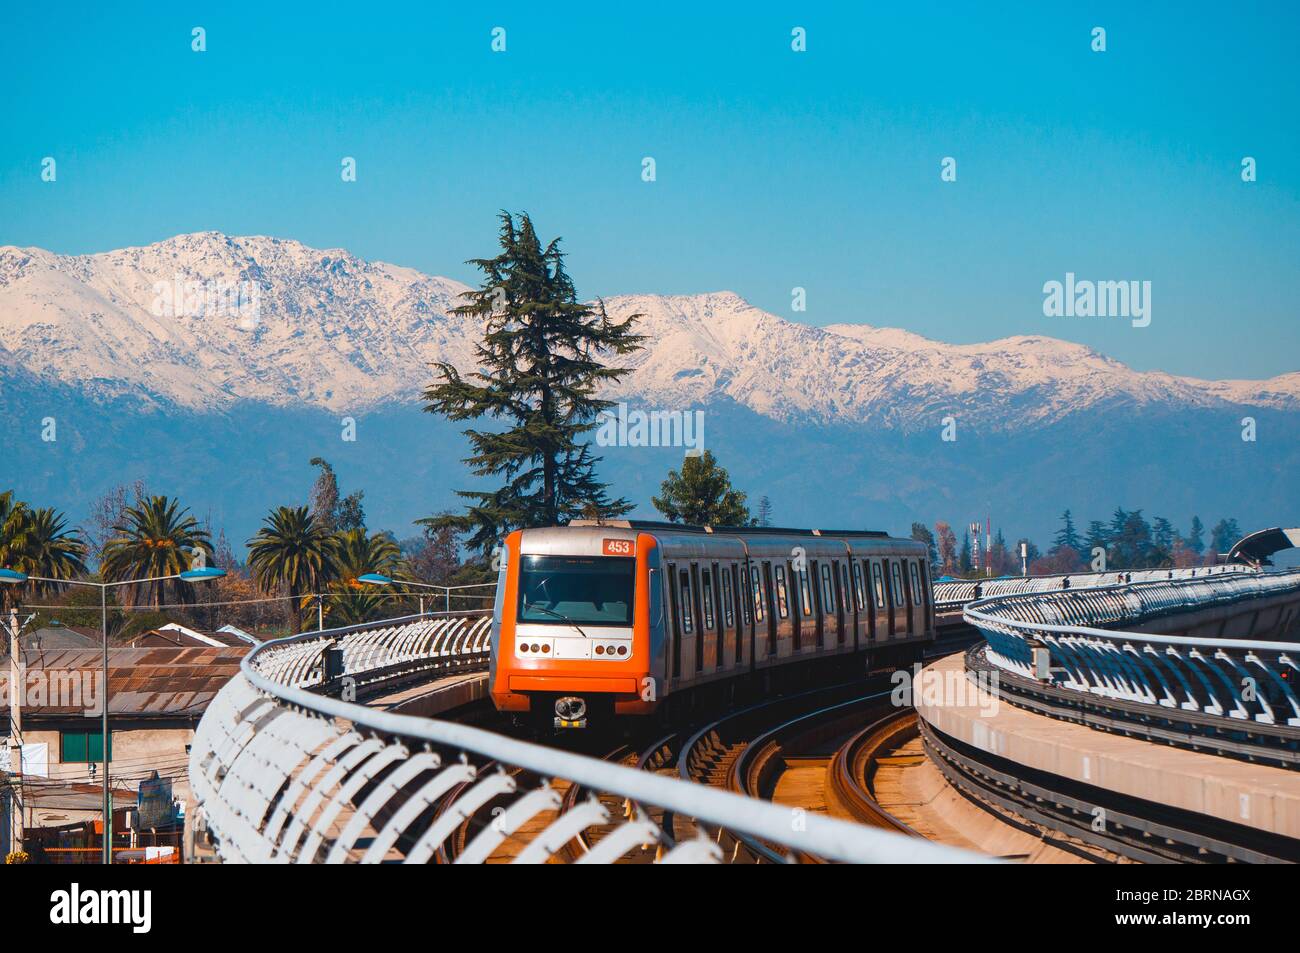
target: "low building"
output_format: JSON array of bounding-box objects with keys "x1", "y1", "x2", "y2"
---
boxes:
[{"x1": 2, "y1": 644, "x2": 248, "y2": 859}]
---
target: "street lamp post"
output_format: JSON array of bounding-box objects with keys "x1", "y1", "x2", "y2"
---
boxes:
[
  {"x1": 357, "y1": 575, "x2": 496, "y2": 614},
  {"x1": 0, "y1": 564, "x2": 224, "y2": 864}
]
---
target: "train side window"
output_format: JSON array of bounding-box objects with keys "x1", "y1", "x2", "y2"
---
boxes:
[
  {"x1": 872, "y1": 561, "x2": 886, "y2": 610},
  {"x1": 909, "y1": 562, "x2": 922, "y2": 606},
  {"x1": 774, "y1": 565, "x2": 790, "y2": 619},
  {"x1": 721, "y1": 567, "x2": 734, "y2": 628},
  {"x1": 821, "y1": 563, "x2": 835, "y2": 612},
  {"x1": 701, "y1": 569, "x2": 716, "y2": 631},
  {"x1": 891, "y1": 561, "x2": 905, "y2": 608},
  {"x1": 797, "y1": 567, "x2": 813, "y2": 615},
  {"x1": 852, "y1": 561, "x2": 866, "y2": 611},
  {"x1": 679, "y1": 571, "x2": 694, "y2": 634},
  {"x1": 751, "y1": 565, "x2": 766, "y2": 621}
]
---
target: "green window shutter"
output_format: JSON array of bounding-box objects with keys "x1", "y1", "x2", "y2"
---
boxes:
[{"x1": 61, "y1": 732, "x2": 88, "y2": 763}]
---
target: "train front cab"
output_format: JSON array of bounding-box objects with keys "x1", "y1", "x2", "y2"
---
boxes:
[{"x1": 490, "y1": 527, "x2": 666, "y2": 727}]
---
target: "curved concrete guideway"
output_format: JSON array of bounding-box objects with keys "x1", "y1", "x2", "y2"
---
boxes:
[{"x1": 915, "y1": 653, "x2": 1300, "y2": 840}]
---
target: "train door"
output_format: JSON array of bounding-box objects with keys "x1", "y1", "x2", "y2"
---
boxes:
[
  {"x1": 667, "y1": 564, "x2": 689, "y2": 682},
  {"x1": 836, "y1": 560, "x2": 850, "y2": 646},
  {"x1": 735, "y1": 561, "x2": 750, "y2": 666},
  {"x1": 873, "y1": 560, "x2": 893, "y2": 639},
  {"x1": 809, "y1": 560, "x2": 825, "y2": 648},
  {"x1": 772, "y1": 562, "x2": 791, "y2": 656},
  {"x1": 758, "y1": 562, "x2": 776, "y2": 657},
  {"x1": 909, "y1": 561, "x2": 926, "y2": 635},
  {"x1": 918, "y1": 561, "x2": 932, "y2": 633},
  {"x1": 696, "y1": 563, "x2": 715, "y2": 672},
  {"x1": 901, "y1": 560, "x2": 915, "y2": 635},
  {"x1": 707, "y1": 561, "x2": 725, "y2": 671},
  {"x1": 719, "y1": 562, "x2": 737, "y2": 671},
  {"x1": 852, "y1": 560, "x2": 867, "y2": 649},
  {"x1": 820, "y1": 561, "x2": 841, "y2": 647},
  {"x1": 889, "y1": 560, "x2": 906, "y2": 637},
  {"x1": 793, "y1": 561, "x2": 812, "y2": 652}
]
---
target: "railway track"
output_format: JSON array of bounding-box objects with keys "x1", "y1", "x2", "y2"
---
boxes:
[
  {"x1": 825, "y1": 709, "x2": 922, "y2": 835},
  {"x1": 414, "y1": 667, "x2": 970, "y2": 864},
  {"x1": 434, "y1": 730, "x2": 683, "y2": 863},
  {"x1": 675, "y1": 680, "x2": 918, "y2": 862}
]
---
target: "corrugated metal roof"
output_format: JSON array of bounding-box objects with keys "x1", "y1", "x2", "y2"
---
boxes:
[{"x1": 3, "y1": 646, "x2": 248, "y2": 717}]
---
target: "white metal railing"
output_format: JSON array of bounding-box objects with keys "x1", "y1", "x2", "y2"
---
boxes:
[
  {"x1": 250, "y1": 611, "x2": 493, "y2": 693},
  {"x1": 966, "y1": 570, "x2": 1300, "y2": 726},
  {"x1": 188, "y1": 616, "x2": 986, "y2": 864},
  {"x1": 935, "y1": 563, "x2": 1253, "y2": 610}
]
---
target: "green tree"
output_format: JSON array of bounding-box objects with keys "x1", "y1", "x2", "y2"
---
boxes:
[
  {"x1": 988, "y1": 529, "x2": 1012, "y2": 576},
  {"x1": 0, "y1": 494, "x2": 88, "y2": 611},
  {"x1": 101, "y1": 496, "x2": 213, "y2": 609},
  {"x1": 652, "y1": 451, "x2": 752, "y2": 526},
  {"x1": 757, "y1": 496, "x2": 773, "y2": 528},
  {"x1": 958, "y1": 531, "x2": 972, "y2": 575},
  {"x1": 1186, "y1": 515, "x2": 1206, "y2": 554},
  {"x1": 24, "y1": 508, "x2": 88, "y2": 592},
  {"x1": 911, "y1": 522, "x2": 938, "y2": 572},
  {"x1": 308, "y1": 458, "x2": 341, "y2": 532},
  {"x1": 422, "y1": 212, "x2": 644, "y2": 554},
  {"x1": 1109, "y1": 509, "x2": 1152, "y2": 569},
  {"x1": 1053, "y1": 509, "x2": 1083, "y2": 560},
  {"x1": 934, "y1": 521, "x2": 958, "y2": 576},
  {"x1": 1084, "y1": 520, "x2": 1109, "y2": 568},
  {"x1": 1015, "y1": 537, "x2": 1041, "y2": 568},
  {"x1": 1210, "y1": 518, "x2": 1242, "y2": 557},
  {"x1": 336, "y1": 491, "x2": 366, "y2": 532},
  {"x1": 1150, "y1": 517, "x2": 1175, "y2": 566},
  {"x1": 309, "y1": 458, "x2": 365, "y2": 532},
  {"x1": 0, "y1": 491, "x2": 32, "y2": 610},
  {"x1": 323, "y1": 528, "x2": 404, "y2": 626},
  {"x1": 247, "y1": 506, "x2": 337, "y2": 633}
]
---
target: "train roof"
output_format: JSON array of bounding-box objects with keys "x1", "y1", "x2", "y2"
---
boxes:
[{"x1": 569, "y1": 519, "x2": 892, "y2": 539}]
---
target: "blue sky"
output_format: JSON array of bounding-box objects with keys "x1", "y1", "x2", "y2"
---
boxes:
[{"x1": 1, "y1": 1, "x2": 1297, "y2": 380}]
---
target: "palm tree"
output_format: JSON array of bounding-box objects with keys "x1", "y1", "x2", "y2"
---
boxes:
[
  {"x1": 320, "y1": 528, "x2": 402, "y2": 627},
  {"x1": 24, "y1": 507, "x2": 88, "y2": 595},
  {"x1": 101, "y1": 495, "x2": 213, "y2": 608},
  {"x1": 0, "y1": 493, "x2": 88, "y2": 612},
  {"x1": 247, "y1": 506, "x2": 336, "y2": 633},
  {"x1": 0, "y1": 491, "x2": 33, "y2": 613}
]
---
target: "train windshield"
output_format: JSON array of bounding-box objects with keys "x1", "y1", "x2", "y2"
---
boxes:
[{"x1": 517, "y1": 555, "x2": 635, "y2": 626}]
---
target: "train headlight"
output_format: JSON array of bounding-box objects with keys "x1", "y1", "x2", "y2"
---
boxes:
[{"x1": 555, "y1": 696, "x2": 587, "y2": 721}]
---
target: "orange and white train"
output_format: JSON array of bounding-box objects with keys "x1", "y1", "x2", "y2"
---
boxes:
[{"x1": 489, "y1": 520, "x2": 936, "y2": 728}]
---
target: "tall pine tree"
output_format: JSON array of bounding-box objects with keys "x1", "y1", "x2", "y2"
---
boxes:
[
  {"x1": 653, "y1": 451, "x2": 752, "y2": 526},
  {"x1": 422, "y1": 213, "x2": 644, "y2": 553},
  {"x1": 1053, "y1": 509, "x2": 1083, "y2": 559},
  {"x1": 1084, "y1": 520, "x2": 1109, "y2": 568}
]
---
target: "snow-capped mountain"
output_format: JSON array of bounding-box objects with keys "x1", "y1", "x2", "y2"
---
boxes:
[
  {"x1": 1, "y1": 232, "x2": 1296, "y2": 549},
  {"x1": 1, "y1": 232, "x2": 1295, "y2": 429}
]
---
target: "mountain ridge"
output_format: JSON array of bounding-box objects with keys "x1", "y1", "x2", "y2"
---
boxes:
[{"x1": 0, "y1": 231, "x2": 1296, "y2": 432}]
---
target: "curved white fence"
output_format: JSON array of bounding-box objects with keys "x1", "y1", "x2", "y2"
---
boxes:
[
  {"x1": 967, "y1": 570, "x2": 1300, "y2": 725},
  {"x1": 934, "y1": 564, "x2": 1252, "y2": 609},
  {"x1": 188, "y1": 612, "x2": 983, "y2": 864},
  {"x1": 249, "y1": 611, "x2": 493, "y2": 694}
]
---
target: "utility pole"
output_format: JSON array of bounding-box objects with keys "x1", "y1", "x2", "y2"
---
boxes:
[
  {"x1": 7, "y1": 607, "x2": 23, "y2": 857},
  {"x1": 101, "y1": 583, "x2": 110, "y2": 865}
]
